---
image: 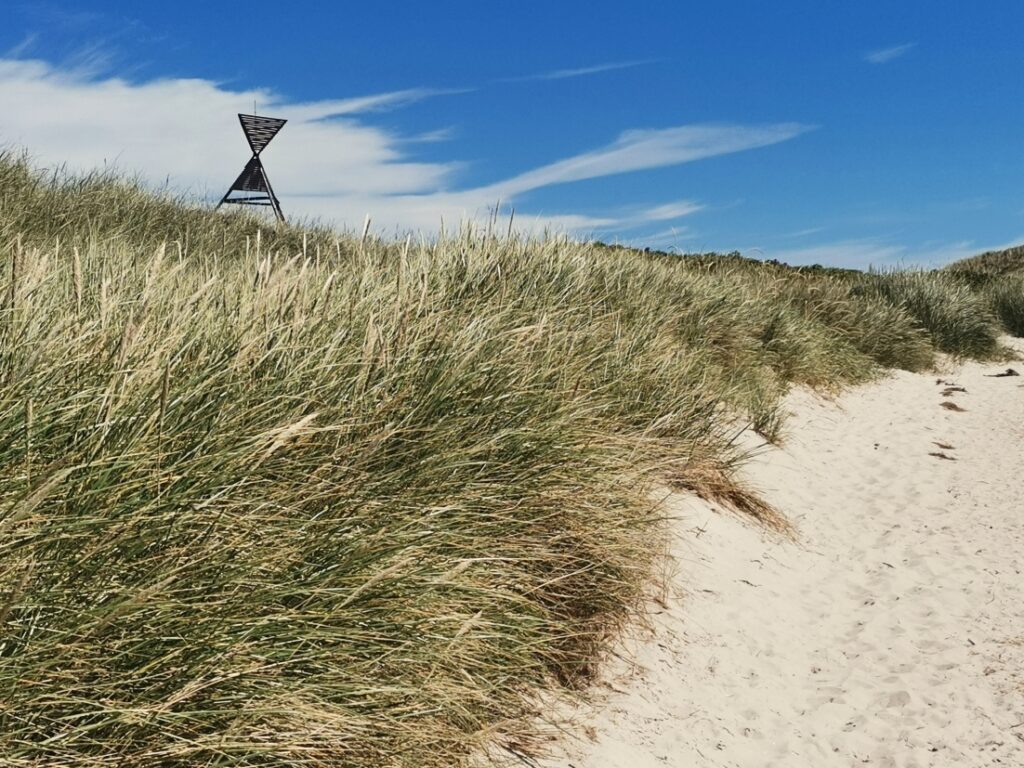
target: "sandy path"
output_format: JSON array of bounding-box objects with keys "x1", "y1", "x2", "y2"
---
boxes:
[{"x1": 534, "y1": 344, "x2": 1024, "y2": 767}]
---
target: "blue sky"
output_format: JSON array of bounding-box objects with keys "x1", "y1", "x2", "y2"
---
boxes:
[{"x1": 1, "y1": 1, "x2": 1022, "y2": 267}]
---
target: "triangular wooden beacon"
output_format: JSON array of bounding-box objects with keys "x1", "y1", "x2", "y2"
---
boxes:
[{"x1": 216, "y1": 113, "x2": 287, "y2": 222}]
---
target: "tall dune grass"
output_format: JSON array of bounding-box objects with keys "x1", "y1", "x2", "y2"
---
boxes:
[
  {"x1": 947, "y1": 244, "x2": 1024, "y2": 279},
  {"x1": 854, "y1": 270, "x2": 1003, "y2": 358},
  {"x1": 0, "y1": 153, "x2": 1011, "y2": 766},
  {"x1": 984, "y1": 276, "x2": 1024, "y2": 336},
  {"x1": 943, "y1": 249, "x2": 1024, "y2": 338}
]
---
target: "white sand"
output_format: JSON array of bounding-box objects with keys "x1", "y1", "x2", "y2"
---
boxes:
[{"x1": 533, "y1": 343, "x2": 1024, "y2": 767}]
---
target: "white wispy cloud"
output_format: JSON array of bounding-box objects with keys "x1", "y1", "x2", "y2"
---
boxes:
[
  {"x1": 477, "y1": 123, "x2": 813, "y2": 198},
  {"x1": 285, "y1": 88, "x2": 474, "y2": 122},
  {"x1": 400, "y1": 127, "x2": 458, "y2": 144},
  {"x1": 3, "y1": 32, "x2": 39, "y2": 58},
  {"x1": 764, "y1": 239, "x2": 907, "y2": 268},
  {"x1": 0, "y1": 57, "x2": 809, "y2": 235},
  {"x1": 762, "y1": 236, "x2": 1024, "y2": 269},
  {"x1": 534, "y1": 200, "x2": 704, "y2": 235},
  {"x1": 782, "y1": 227, "x2": 825, "y2": 238},
  {"x1": 520, "y1": 59, "x2": 660, "y2": 81},
  {"x1": 0, "y1": 58, "x2": 461, "y2": 205},
  {"x1": 864, "y1": 43, "x2": 916, "y2": 64},
  {"x1": 307, "y1": 125, "x2": 806, "y2": 234},
  {"x1": 636, "y1": 200, "x2": 704, "y2": 222},
  {"x1": 623, "y1": 225, "x2": 695, "y2": 251}
]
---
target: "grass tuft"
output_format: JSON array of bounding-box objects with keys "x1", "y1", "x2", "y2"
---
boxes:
[
  {"x1": 985, "y1": 276, "x2": 1024, "y2": 336},
  {"x1": 855, "y1": 270, "x2": 1002, "y2": 358}
]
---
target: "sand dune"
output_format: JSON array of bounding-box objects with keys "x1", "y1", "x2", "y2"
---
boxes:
[{"x1": 534, "y1": 341, "x2": 1024, "y2": 767}]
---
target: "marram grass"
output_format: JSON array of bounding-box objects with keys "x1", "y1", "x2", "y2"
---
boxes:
[
  {"x1": 944, "y1": 247, "x2": 1024, "y2": 337},
  {"x1": 855, "y1": 269, "x2": 1003, "y2": 359},
  {"x1": 0, "y1": 154, "x2": 1016, "y2": 766}
]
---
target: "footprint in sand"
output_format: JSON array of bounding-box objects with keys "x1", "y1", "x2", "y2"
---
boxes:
[{"x1": 886, "y1": 690, "x2": 912, "y2": 708}]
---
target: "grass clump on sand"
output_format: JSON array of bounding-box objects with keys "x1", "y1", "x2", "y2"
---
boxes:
[
  {"x1": 945, "y1": 246, "x2": 1024, "y2": 337},
  {"x1": 756, "y1": 272, "x2": 935, "y2": 373},
  {"x1": 0, "y1": 153, "x2": 1015, "y2": 767},
  {"x1": 983, "y1": 276, "x2": 1024, "y2": 337},
  {"x1": 853, "y1": 270, "x2": 1003, "y2": 358}
]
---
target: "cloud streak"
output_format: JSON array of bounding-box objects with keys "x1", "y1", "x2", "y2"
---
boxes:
[
  {"x1": 518, "y1": 59, "x2": 660, "y2": 81},
  {"x1": 763, "y1": 236, "x2": 1024, "y2": 269},
  {"x1": 479, "y1": 124, "x2": 812, "y2": 198},
  {"x1": 864, "y1": 43, "x2": 916, "y2": 64},
  {"x1": 636, "y1": 200, "x2": 704, "y2": 222},
  {"x1": 285, "y1": 88, "x2": 474, "y2": 122},
  {"x1": 3, "y1": 32, "x2": 38, "y2": 59}
]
